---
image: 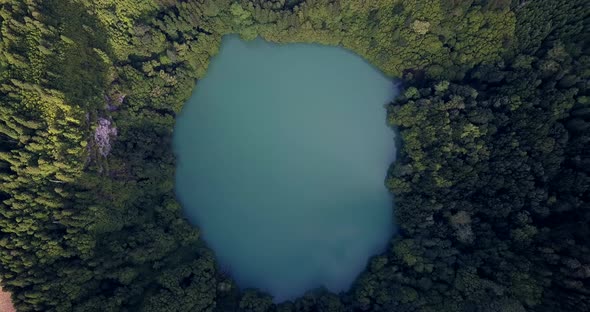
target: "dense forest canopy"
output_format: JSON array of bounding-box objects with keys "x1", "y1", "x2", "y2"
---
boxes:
[{"x1": 0, "y1": 0, "x2": 588, "y2": 311}]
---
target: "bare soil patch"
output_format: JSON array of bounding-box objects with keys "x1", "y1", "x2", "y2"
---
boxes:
[{"x1": 0, "y1": 287, "x2": 15, "y2": 312}]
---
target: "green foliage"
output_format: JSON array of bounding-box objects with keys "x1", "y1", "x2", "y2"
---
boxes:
[
  {"x1": 379, "y1": 10, "x2": 589, "y2": 309},
  {"x1": 239, "y1": 290, "x2": 273, "y2": 312},
  {"x1": 0, "y1": 0, "x2": 588, "y2": 311}
]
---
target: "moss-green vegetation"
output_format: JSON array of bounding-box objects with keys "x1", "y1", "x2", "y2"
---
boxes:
[{"x1": 0, "y1": 0, "x2": 588, "y2": 311}]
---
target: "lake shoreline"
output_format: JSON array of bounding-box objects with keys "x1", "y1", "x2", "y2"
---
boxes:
[{"x1": 174, "y1": 35, "x2": 397, "y2": 302}]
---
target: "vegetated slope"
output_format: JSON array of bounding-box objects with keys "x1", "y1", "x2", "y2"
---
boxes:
[
  {"x1": 0, "y1": 0, "x2": 587, "y2": 311},
  {"x1": 384, "y1": 17, "x2": 590, "y2": 312}
]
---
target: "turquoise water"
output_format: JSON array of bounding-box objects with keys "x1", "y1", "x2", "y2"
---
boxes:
[{"x1": 174, "y1": 36, "x2": 397, "y2": 301}]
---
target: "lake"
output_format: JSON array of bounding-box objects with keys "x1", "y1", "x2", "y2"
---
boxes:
[{"x1": 173, "y1": 36, "x2": 397, "y2": 302}]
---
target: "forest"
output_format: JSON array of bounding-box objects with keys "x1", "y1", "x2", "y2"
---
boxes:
[{"x1": 0, "y1": 0, "x2": 588, "y2": 311}]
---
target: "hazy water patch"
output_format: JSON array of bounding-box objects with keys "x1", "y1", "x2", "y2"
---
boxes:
[{"x1": 174, "y1": 36, "x2": 398, "y2": 301}]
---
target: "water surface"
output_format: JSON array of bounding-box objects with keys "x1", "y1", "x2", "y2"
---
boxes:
[{"x1": 174, "y1": 36, "x2": 397, "y2": 301}]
